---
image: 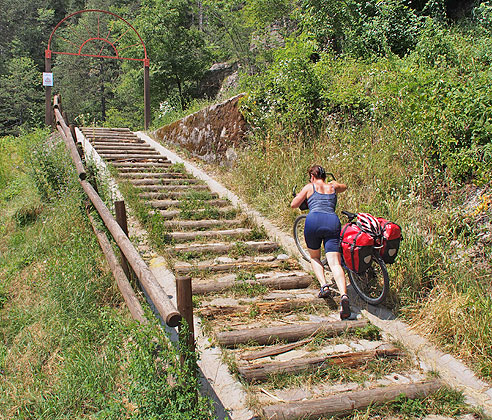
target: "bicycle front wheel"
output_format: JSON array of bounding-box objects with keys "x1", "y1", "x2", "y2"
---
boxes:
[
  {"x1": 347, "y1": 253, "x2": 389, "y2": 305},
  {"x1": 293, "y1": 214, "x2": 327, "y2": 265}
]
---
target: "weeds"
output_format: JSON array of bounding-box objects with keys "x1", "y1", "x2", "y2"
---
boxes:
[{"x1": 0, "y1": 130, "x2": 214, "y2": 419}]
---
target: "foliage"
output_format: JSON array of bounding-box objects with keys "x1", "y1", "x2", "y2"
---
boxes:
[
  {"x1": 136, "y1": 0, "x2": 213, "y2": 110},
  {"x1": 127, "y1": 322, "x2": 214, "y2": 420},
  {"x1": 0, "y1": 130, "x2": 214, "y2": 419},
  {"x1": 0, "y1": 57, "x2": 44, "y2": 136},
  {"x1": 300, "y1": 0, "x2": 422, "y2": 57}
]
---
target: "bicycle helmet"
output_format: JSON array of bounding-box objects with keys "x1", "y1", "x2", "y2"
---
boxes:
[{"x1": 356, "y1": 213, "x2": 382, "y2": 239}]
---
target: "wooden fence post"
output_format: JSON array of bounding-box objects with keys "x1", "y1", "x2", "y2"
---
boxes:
[
  {"x1": 176, "y1": 276, "x2": 195, "y2": 353},
  {"x1": 115, "y1": 200, "x2": 132, "y2": 282}
]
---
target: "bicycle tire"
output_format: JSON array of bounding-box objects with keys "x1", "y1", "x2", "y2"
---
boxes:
[
  {"x1": 293, "y1": 214, "x2": 327, "y2": 265},
  {"x1": 347, "y1": 252, "x2": 389, "y2": 305}
]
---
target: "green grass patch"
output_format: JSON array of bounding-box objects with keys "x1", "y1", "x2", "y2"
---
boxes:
[{"x1": 0, "y1": 130, "x2": 213, "y2": 419}]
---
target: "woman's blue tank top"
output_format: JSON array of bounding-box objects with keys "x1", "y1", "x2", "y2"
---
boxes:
[{"x1": 307, "y1": 184, "x2": 337, "y2": 214}]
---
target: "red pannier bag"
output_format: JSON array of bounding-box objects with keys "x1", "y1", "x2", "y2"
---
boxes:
[
  {"x1": 340, "y1": 223, "x2": 375, "y2": 273},
  {"x1": 377, "y1": 218, "x2": 402, "y2": 264}
]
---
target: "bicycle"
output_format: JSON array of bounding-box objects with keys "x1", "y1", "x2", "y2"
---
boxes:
[{"x1": 292, "y1": 189, "x2": 389, "y2": 305}]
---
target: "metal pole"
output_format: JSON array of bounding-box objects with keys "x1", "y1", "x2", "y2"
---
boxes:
[
  {"x1": 144, "y1": 60, "x2": 150, "y2": 130},
  {"x1": 45, "y1": 51, "x2": 52, "y2": 126},
  {"x1": 115, "y1": 200, "x2": 132, "y2": 281}
]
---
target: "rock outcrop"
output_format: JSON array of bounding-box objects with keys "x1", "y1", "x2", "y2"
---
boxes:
[{"x1": 154, "y1": 94, "x2": 247, "y2": 165}]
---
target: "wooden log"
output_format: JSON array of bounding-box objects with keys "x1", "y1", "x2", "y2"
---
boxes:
[
  {"x1": 87, "y1": 211, "x2": 147, "y2": 324},
  {"x1": 139, "y1": 191, "x2": 218, "y2": 200},
  {"x1": 199, "y1": 298, "x2": 324, "y2": 319},
  {"x1": 120, "y1": 172, "x2": 187, "y2": 178},
  {"x1": 190, "y1": 273, "x2": 312, "y2": 295},
  {"x1": 240, "y1": 338, "x2": 313, "y2": 361},
  {"x1": 176, "y1": 276, "x2": 195, "y2": 352},
  {"x1": 150, "y1": 198, "x2": 229, "y2": 209},
  {"x1": 238, "y1": 345, "x2": 403, "y2": 382},
  {"x1": 111, "y1": 161, "x2": 170, "y2": 167},
  {"x1": 135, "y1": 184, "x2": 207, "y2": 191},
  {"x1": 171, "y1": 228, "x2": 253, "y2": 243},
  {"x1": 94, "y1": 144, "x2": 152, "y2": 150},
  {"x1": 53, "y1": 106, "x2": 86, "y2": 180},
  {"x1": 170, "y1": 240, "x2": 278, "y2": 255},
  {"x1": 175, "y1": 258, "x2": 297, "y2": 275},
  {"x1": 101, "y1": 153, "x2": 164, "y2": 160},
  {"x1": 163, "y1": 218, "x2": 241, "y2": 230},
  {"x1": 216, "y1": 319, "x2": 368, "y2": 347},
  {"x1": 262, "y1": 380, "x2": 443, "y2": 420},
  {"x1": 132, "y1": 178, "x2": 201, "y2": 186},
  {"x1": 80, "y1": 179, "x2": 181, "y2": 327},
  {"x1": 158, "y1": 206, "x2": 236, "y2": 220}
]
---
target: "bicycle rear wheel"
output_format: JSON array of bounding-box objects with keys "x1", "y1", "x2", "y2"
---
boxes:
[
  {"x1": 347, "y1": 253, "x2": 389, "y2": 305},
  {"x1": 293, "y1": 214, "x2": 327, "y2": 265}
]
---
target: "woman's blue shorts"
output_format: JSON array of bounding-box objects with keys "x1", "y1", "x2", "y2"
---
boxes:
[{"x1": 304, "y1": 212, "x2": 341, "y2": 253}]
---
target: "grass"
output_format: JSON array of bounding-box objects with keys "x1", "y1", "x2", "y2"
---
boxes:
[
  {"x1": 0, "y1": 130, "x2": 213, "y2": 419},
  {"x1": 215, "y1": 76, "x2": 492, "y2": 382}
]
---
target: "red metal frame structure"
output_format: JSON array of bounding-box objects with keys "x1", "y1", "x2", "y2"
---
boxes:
[{"x1": 45, "y1": 9, "x2": 151, "y2": 129}]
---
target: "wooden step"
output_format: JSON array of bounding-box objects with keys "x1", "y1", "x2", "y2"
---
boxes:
[
  {"x1": 198, "y1": 297, "x2": 322, "y2": 318},
  {"x1": 94, "y1": 145, "x2": 153, "y2": 152},
  {"x1": 237, "y1": 344, "x2": 403, "y2": 382},
  {"x1": 174, "y1": 257, "x2": 298, "y2": 275},
  {"x1": 111, "y1": 161, "x2": 170, "y2": 168},
  {"x1": 190, "y1": 271, "x2": 312, "y2": 294},
  {"x1": 261, "y1": 380, "x2": 442, "y2": 420},
  {"x1": 163, "y1": 218, "x2": 243, "y2": 230},
  {"x1": 102, "y1": 154, "x2": 168, "y2": 160},
  {"x1": 170, "y1": 228, "x2": 253, "y2": 243},
  {"x1": 92, "y1": 142, "x2": 150, "y2": 148},
  {"x1": 157, "y1": 206, "x2": 237, "y2": 220},
  {"x1": 121, "y1": 172, "x2": 188, "y2": 179},
  {"x1": 215, "y1": 319, "x2": 368, "y2": 347},
  {"x1": 139, "y1": 191, "x2": 217, "y2": 200},
  {"x1": 136, "y1": 184, "x2": 208, "y2": 191},
  {"x1": 170, "y1": 239, "x2": 275, "y2": 254},
  {"x1": 149, "y1": 198, "x2": 229, "y2": 209},
  {"x1": 117, "y1": 167, "x2": 175, "y2": 175},
  {"x1": 100, "y1": 152, "x2": 161, "y2": 159},
  {"x1": 132, "y1": 178, "x2": 201, "y2": 186}
]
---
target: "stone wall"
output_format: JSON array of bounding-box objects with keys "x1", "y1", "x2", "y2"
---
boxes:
[{"x1": 153, "y1": 93, "x2": 247, "y2": 165}]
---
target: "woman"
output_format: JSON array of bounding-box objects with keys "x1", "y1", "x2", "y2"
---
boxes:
[{"x1": 290, "y1": 165, "x2": 351, "y2": 320}]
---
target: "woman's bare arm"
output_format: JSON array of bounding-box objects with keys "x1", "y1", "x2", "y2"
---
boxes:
[
  {"x1": 290, "y1": 184, "x2": 311, "y2": 208},
  {"x1": 330, "y1": 181, "x2": 347, "y2": 193}
]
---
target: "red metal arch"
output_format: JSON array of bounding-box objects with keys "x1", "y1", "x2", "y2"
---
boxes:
[
  {"x1": 46, "y1": 9, "x2": 149, "y2": 66},
  {"x1": 45, "y1": 9, "x2": 151, "y2": 129}
]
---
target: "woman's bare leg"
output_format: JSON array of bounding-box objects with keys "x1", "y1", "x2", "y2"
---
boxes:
[
  {"x1": 325, "y1": 252, "x2": 347, "y2": 296},
  {"x1": 307, "y1": 248, "x2": 326, "y2": 287}
]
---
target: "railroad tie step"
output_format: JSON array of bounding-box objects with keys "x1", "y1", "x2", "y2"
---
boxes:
[
  {"x1": 175, "y1": 257, "x2": 298, "y2": 275},
  {"x1": 133, "y1": 178, "x2": 201, "y2": 186},
  {"x1": 237, "y1": 344, "x2": 403, "y2": 382},
  {"x1": 100, "y1": 153, "x2": 163, "y2": 160},
  {"x1": 111, "y1": 161, "x2": 171, "y2": 168},
  {"x1": 94, "y1": 146, "x2": 155, "y2": 153},
  {"x1": 178, "y1": 270, "x2": 311, "y2": 294},
  {"x1": 198, "y1": 296, "x2": 324, "y2": 318},
  {"x1": 170, "y1": 240, "x2": 278, "y2": 254},
  {"x1": 157, "y1": 206, "x2": 237, "y2": 219},
  {"x1": 163, "y1": 218, "x2": 243, "y2": 230},
  {"x1": 215, "y1": 319, "x2": 369, "y2": 347},
  {"x1": 149, "y1": 198, "x2": 229, "y2": 209},
  {"x1": 170, "y1": 228, "x2": 253, "y2": 243},
  {"x1": 120, "y1": 172, "x2": 188, "y2": 179},
  {"x1": 135, "y1": 184, "x2": 209, "y2": 192},
  {"x1": 140, "y1": 191, "x2": 217, "y2": 200},
  {"x1": 261, "y1": 380, "x2": 443, "y2": 420}
]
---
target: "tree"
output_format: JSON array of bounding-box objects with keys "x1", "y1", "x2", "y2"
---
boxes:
[
  {"x1": 135, "y1": 0, "x2": 212, "y2": 109},
  {"x1": 0, "y1": 57, "x2": 44, "y2": 136}
]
